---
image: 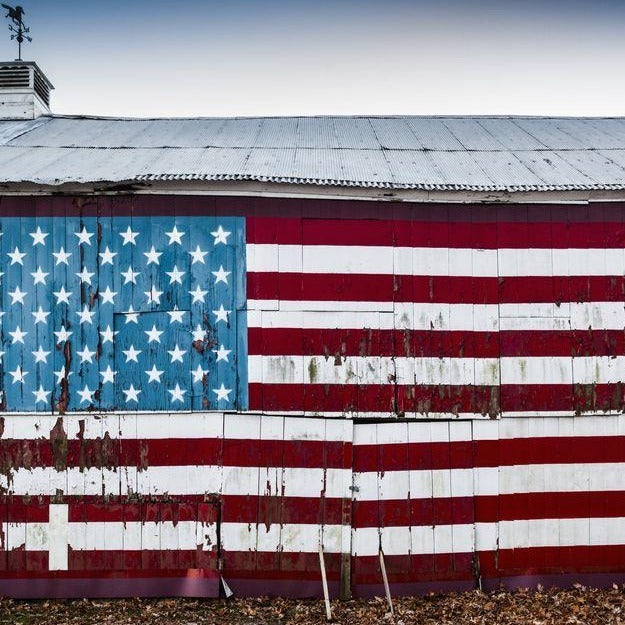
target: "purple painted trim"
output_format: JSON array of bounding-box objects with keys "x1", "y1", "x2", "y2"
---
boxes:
[
  {"x1": 225, "y1": 578, "x2": 340, "y2": 599},
  {"x1": 0, "y1": 576, "x2": 220, "y2": 599}
]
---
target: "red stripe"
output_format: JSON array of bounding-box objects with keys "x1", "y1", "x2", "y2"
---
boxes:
[
  {"x1": 67, "y1": 550, "x2": 216, "y2": 572},
  {"x1": 222, "y1": 550, "x2": 341, "y2": 581},
  {"x1": 352, "y1": 554, "x2": 474, "y2": 585},
  {"x1": 251, "y1": 382, "x2": 625, "y2": 413},
  {"x1": 248, "y1": 272, "x2": 625, "y2": 304},
  {"x1": 352, "y1": 545, "x2": 625, "y2": 585},
  {"x1": 247, "y1": 217, "x2": 625, "y2": 249},
  {"x1": 353, "y1": 491, "x2": 625, "y2": 528},
  {"x1": 478, "y1": 545, "x2": 625, "y2": 576},
  {"x1": 62, "y1": 496, "x2": 343, "y2": 525},
  {"x1": 249, "y1": 327, "x2": 625, "y2": 358},
  {"x1": 353, "y1": 497, "x2": 473, "y2": 528},
  {"x1": 0, "y1": 438, "x2": 348, "y2": 470},
  {"x1": 2, "y1": 432, "x2": 615, "y2": 475},
  {"x1": 249, "y1": 382, "x2": 500, "y2": 415},
  {"x1": 247, "y1": 272, "x2": 499, "y2": 303},
  {"x1": 353, "y1": 436, "x2": 625, "y2": 472}
]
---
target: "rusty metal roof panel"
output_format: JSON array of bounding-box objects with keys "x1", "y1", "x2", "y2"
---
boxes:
[{"x1": 3, "y1": 115, "x2": 625, "y2": 191}]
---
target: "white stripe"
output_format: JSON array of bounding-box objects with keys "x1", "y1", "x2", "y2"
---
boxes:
[
  {"x1": 247, "y1": 244, "x2": 499, "y2": 276},
  {"x1": 248, "y1": 302, "x2": 625, "y2": 332},
  {"x1": 352, "y1": 524, "x2": 476, "y2": 557},
  {"x1": 354, "y1": 463, "x2": 625, "y2": 501},
  {"x1": 354, "y1": 517, "x2": 625, "y2": 557},
  {"x1": 48, "y1": 504, "x2": 69, "y2": 571},
  {"x1": 250, "y1": 354, "x2": 625, "y2": 386},
  {"x1": 247, "y1": 245, "x2": 625, "y2": 277},
  {"x1": 221, "y1": 522, "x2": 343, "y2": 553},
  {"x1": 250, "y1": 355, "x2": 500, "y2": 386},
  {"x1": 496, "y1": 517, "x2": 625, "y2": 549},
  {"x1": 2, "y1": 466, "x2": 351, "y2": 499}
]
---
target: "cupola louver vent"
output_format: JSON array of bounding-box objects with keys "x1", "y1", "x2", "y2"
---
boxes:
[{"x1": 0, "y1": 61, "x2": 53, "y2": 119}]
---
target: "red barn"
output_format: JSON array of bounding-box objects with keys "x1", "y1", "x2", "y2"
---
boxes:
[{"x1": 1, "y1": 60, "x2": 625, "y2": 598}]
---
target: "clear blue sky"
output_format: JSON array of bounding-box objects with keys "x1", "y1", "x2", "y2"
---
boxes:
[{"x1": 2, "y1": 0, "x2": 625, "y2": 117}]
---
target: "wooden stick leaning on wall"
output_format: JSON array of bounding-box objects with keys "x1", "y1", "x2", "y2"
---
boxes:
[
  {"x1": 319, "y1": 543, "x2": 333, "y2": 621},
  {"x1": 379, "y1": 548, "x2": 394, "y2": 616}
]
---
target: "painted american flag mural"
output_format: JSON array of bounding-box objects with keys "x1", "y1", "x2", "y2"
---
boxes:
[{"x1": 2, "y1": 196, "x2": 625, "y2": 598}]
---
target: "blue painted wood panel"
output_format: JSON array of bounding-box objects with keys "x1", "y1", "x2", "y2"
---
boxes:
[{"x1": 0, "y1": 215, "x2": 247, "y2": 412}]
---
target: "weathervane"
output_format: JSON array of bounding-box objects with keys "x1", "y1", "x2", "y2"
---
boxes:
[{"x1": 2, "y1": 4, "x2": 31, "y2": 60}]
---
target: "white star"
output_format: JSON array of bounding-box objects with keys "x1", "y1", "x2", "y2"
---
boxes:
[
  {"x1": 191, "y1": 324, "x2": 206, "y2": 342},
  {"x1": 124, "y1": 306, "x2": 139, "y2": 324},
  {"x1": 98, "y1": 246, "x2": 117, "y2": 265},
  {"x1": 123, "y1": 344, "x2": 142, "y2": 363},
  {"x1": 77, "y1": 384, "x2": 95, "y2": 404},
  {"x1": 53, "y1": 286, "x2": 71, "y2": 305},
  {"x1": 76, "y1": 267, "x2": 95, "y2": 285},
  {"x1": 54, "y1": 325, "x2": 73, "y2": 343},
  {"x1": 145, "y1": 365, "x2": 164, "y2": 383},
  {"x1": 143, "y1": 246, "x2": 162, "y2": 265},
  {"x1": 119, "y1": 226, "x2": 139, "y2": 246},
  {"x1": 99, "y1": 325, "x2": 118, "y2": 344},
  {"x1": 212, "y1": 304, "x2": 231, "y2": 323},
  {"x1": 167, "y1": 344, "x2": 186, "y2": 364},
  {"x1": 29, "y1": 226, "x2": 48, "y2": 246},
  {"x1": 213, "y1": 344, "x2": 231, "y2": 362},
  {"x1": 144, "y1": 324, "x2": 164, "y2": 344},
  {"x1": 213, "y1": 383, "x2": 232, "y2": 402},
  {"x1": 168, "y1": 383, "x2": 187, "y2": 404},
  {"x1": 121, "y1": 265, "x2": 140, "y2": 285},
  {"x1": 76, "y1": 305, "x2": 95, "y2": 324},
  {"x1": 165, "y1": 225, "x2": 185, "y2": 245},
  {"x1": 7, "y1": 246, "x2": 26, "y2": 265},
  {"x1": 10, "y1": 366, "x2": 27, "y2": 384},
  {"x1": 33, "y1": 385, "x2": 50, "y2": 404},
  {"x1": 8, "y1": 286, "x2": 27, "y2": 305},
  {"x1": 189, "y1": 245, "x2": 208, "y2": 265},
  {"x1": 144, "y1": 284, "x2": 163, "y2": 305},
  {"x1": 52, "y1": 247, "x2": 71, "y2": 266},
  {"x1": 54, "y1": 365, "x2": 73, "y2": 384},
  {"x1": 31, "y1": 266, "x2": 49, "y2": 285},
  {"x1": 167, "y1": 306, "x2": 186, "y2": 324},
  {"x1": 75, "y1": 226, "x2": 94, "y2": 246},
  {"x1": 32, "y1": 345, "x2": 51, "y2": 364},
  {"x1": 211, "y1": 225, "x2": 231, "y2": 245},
  {"x1": 9, "y1": 325, "x2": 27, "y2": 344},
  {"x1": 189, "y1": 284, "x2": 208, "y2": 304},
  {"x1": 191, "y1": 364, "x2": 209, "y2": 384},
  {"x1": 212, "y1": 265, "x2": 230, "y2": 285},
  {"x1": 122, "y1": 384, "x2": 141, "y2": 403},
  {"x1": 77, "y1": 345, "x2": 96, "y2": 364},
  {"x1": 166, "y1": 265, "x2": 185, "y2": 285},
  {"x1": 100, "y1": 286, "x2": 117, "y2": 305},
  {"x1": 100, "y1": 365, "x2": 116, "y2": 385},
  {"x1": 32, "y1": 306, "x2": 50, "y2": 325}
]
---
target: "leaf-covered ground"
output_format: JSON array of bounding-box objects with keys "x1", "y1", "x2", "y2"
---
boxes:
[{"x1": 2, "y1": 586, "x2": 625, "y2": 625}]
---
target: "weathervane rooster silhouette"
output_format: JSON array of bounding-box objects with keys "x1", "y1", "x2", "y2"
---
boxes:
[{"x1": 2, "y1": 4, "x2": 31, "y2": 60}]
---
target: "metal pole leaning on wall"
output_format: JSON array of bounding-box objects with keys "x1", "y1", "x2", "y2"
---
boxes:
[
  {"x1": 319, "y1": 543, "x2": 333, "y2": 621},
  {"x1": 379, "y1": 548, "x2": 394, "y2": 616}
]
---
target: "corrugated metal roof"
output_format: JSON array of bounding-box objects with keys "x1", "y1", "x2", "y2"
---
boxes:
[{"x1": 3, "y1": 115, "x2": 625, "y2": 191}]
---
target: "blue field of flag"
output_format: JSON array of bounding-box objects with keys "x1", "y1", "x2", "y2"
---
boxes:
[{"x1": 0, "y1": 215, "x2": 247, "y2": 412}]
